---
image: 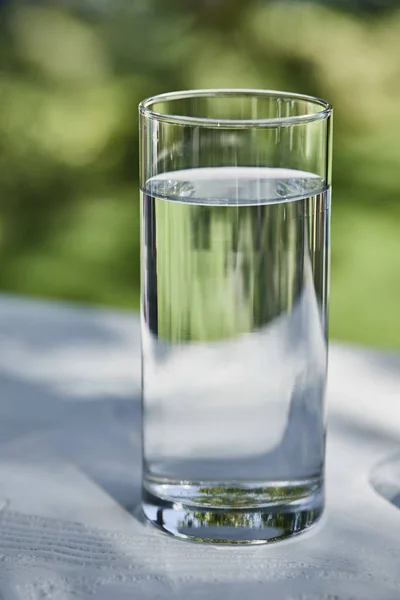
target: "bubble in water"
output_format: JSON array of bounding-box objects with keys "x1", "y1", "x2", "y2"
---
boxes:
[{"x1": 149, "y1": 179, "x2": 195, "y2": 199}]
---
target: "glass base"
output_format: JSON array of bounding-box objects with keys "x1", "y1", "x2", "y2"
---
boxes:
[{"x1": 142, "y1": 478, "x2": 324, "y2": 544}]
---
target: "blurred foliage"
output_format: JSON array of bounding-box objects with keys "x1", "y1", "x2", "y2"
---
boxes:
[
  {"x1": 0, "y1": 0, "x2": 399, "y2": 348},
  {"x1": 179, "y1": 506, "x2": 317, "y2": 540}
]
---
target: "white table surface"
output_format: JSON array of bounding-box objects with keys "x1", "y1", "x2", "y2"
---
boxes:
[{"x1": 0, "y1": 294, "x2": 399, "y2": 599}]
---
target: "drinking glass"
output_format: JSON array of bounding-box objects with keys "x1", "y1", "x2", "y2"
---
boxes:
[{"x1": 139, "y1": 89, "x2": 332, "y2": 543}]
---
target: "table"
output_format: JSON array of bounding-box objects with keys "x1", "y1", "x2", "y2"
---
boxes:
[{"x1": 0, "y1": 294, "x2": 398, "y2": 599}]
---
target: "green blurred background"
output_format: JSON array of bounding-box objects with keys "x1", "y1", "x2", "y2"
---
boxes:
[{"x1": 0, "y1": 0, "x2": 399, "y2": 348}]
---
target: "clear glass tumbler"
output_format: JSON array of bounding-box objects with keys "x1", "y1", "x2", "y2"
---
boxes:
[{"x1": 139, "y1": 89, "x2": 332, "y2": 543}]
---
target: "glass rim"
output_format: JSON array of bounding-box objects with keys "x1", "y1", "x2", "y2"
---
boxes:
[{"x1": 139, "y1": 89, "x2": 332, "y2": 128}]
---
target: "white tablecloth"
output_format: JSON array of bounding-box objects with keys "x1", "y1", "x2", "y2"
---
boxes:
[{"x1": 0, "y1": 295, "x2": 398, "y2": 599}]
